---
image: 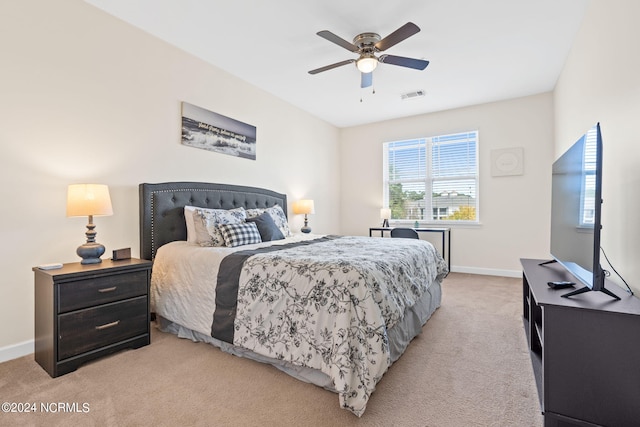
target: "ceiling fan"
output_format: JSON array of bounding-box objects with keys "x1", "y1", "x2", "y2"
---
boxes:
[{"x1": 308, "y1": 22, "x2": 430, "y2": 88}]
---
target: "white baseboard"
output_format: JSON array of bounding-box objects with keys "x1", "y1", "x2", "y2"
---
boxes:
[
  {"x1": 0, "y1": 339, "x2": 34, "y2": 364},
  {"x1": 450, "y1": 265, "x2": 521, "y2": 278}
]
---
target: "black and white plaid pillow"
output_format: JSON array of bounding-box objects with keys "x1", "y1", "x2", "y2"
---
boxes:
[{"x1": 218, "y1": 222, "x2": 262, "y2": 247}]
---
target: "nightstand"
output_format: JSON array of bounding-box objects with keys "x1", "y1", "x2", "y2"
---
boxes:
[{"x1": 33, "y1": 258, "x2": 152, "y2": 377}]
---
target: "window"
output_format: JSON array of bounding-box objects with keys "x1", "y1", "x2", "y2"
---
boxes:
[{"x1": 383, "y1": 131, "x2": 479, "y2": 223}]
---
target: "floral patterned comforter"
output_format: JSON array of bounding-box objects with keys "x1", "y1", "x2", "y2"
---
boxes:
[{"x1": 215, "y1": 235, "x2": 448, "y2": 416}]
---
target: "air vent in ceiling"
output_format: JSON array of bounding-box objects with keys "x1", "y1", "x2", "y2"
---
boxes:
[{"x1": 400, "y1": 90, "x2": 425, "y2": 100}]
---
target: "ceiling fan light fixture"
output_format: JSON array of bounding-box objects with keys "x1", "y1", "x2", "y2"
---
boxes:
[
  {"x1": 356, "y1": 55, "x2": 378, "y2": 73},
  {"x1": 310, "y1": 23, "x2": 428, "y2": 88}
]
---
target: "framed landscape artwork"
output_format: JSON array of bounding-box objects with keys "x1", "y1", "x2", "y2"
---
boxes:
[{"x1": 181, "y1": 102, "x2": 257, "y2": 160}]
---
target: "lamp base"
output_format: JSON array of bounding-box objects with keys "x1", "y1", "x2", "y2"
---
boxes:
[
  {"x1": 301, "y1": 214, "x2": 312, "y2": 234},
  {"x1": 77, "y1": 242, "x2": 105, "y2": 264}
]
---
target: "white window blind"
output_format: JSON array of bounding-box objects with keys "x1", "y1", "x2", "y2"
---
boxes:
[{"x1": 383, "y1": 131, "x2": 479, "y2": 223}]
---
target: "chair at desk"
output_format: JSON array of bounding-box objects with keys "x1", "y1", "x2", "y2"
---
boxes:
[{"x1": 390, "y1": 227, "x2": 419, "y2": 239}]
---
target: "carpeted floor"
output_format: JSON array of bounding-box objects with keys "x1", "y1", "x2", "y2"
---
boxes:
[{"x1": 0, "y1": 273, "x2": 543, "y2": 426}]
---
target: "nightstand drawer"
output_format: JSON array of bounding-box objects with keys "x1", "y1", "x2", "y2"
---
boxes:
[
  {"x1": 58, "y1": 296, "x2": 148, "y2": 360},
  {"x1": 58, "y1": 270, "x2": 148, "y2": 313}
]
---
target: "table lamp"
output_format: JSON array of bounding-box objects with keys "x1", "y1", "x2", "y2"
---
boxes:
[
  {"x1": 380, "y1": 208, "x2": 391, "y2": 227},
  {"x1": 292, "y1": 199, "x2": 315, "y2": 233},
  {"x1": 67, "y1": 184, "x2": 113, "y2": 264}
]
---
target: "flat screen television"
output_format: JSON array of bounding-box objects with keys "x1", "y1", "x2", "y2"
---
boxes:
[{"x1": 547, "y1": 122, "x2": 619, "y2": 300}]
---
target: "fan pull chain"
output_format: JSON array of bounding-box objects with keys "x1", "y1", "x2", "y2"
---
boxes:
[{"x1": 360, "y1": 86, "x2": 376, "y2": 103}]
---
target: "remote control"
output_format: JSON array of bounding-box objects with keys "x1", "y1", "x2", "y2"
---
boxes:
[
  {"x1": 547, "y1": 281, "x2": 575, "y2": 289},
  {"x1": 38, "y1": 263, "x2": 63, "y2": 270}
]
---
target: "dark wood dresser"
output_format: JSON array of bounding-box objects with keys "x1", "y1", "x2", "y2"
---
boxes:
[
  {"x1": 521, "y1": 258, "x2": 640, "y2": 427},
  {"x1": 33, "y1": 258, "x2": 152, "y2": 377}
]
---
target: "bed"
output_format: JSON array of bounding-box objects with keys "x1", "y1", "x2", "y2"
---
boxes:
[{"x1": 139, "y1": 182, "x2": 448, "y2": 416}]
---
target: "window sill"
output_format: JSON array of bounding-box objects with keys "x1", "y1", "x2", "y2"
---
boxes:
[{"x1": 389, "y1": 221, "x2": 482, "y2": 228}]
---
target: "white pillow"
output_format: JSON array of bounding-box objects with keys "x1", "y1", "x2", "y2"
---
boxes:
[{"x1": 184, "y1": 206, "x2": 198, "y2": 244}]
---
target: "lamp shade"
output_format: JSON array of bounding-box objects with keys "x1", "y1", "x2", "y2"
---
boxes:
[
  {"x1": 67, "y1": 184, "x2": 113, "y2": 217},
  {"x1": 380, "y1": 208, "x2": 391, "y2": 220},
  {"x1": 292, "y1": 199, "x2": 315, "y2": 215},
  {"x1": 356, "y1": 56, "x2": 378, "y2": 73}
]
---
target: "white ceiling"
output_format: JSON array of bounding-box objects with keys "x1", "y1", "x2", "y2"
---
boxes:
[{"x1": 84, "y1": 0, "x2": 589, "y2": 128}]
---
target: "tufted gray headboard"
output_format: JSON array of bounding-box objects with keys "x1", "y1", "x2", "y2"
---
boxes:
[{"x1": 139, "y1": 182, "x2": 288, "y2": 260}]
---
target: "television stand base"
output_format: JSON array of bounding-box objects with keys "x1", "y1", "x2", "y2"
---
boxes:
[
  {"x1": 521, "y1": 258, "x2": 640, "y2": 427},
  {"x1": 538, "y1": 259, "x2": 557, "y2": 266},
  {"x1": 562, "y1": 285, "x2": 621, "y2": 300}
]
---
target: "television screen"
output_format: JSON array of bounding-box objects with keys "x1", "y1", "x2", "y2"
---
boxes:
[{"x1": 549, "y1": 123, "x2": 605, "y2": 293}]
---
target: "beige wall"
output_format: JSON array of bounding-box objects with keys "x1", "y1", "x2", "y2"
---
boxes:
[
  {"x1": 4, "y1": 0, "x2": 638, "y2": 360},
  {"x1": 339, "y1": 93, "x2": 555, "y2": 276},
  {"x1": 554, "y1": 0, "x2": 640, "y2": 295},
  {"x1": 0, "y1": 0, "x2": 340, "y2": 354}
]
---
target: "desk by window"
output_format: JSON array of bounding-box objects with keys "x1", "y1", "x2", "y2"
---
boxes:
[{"x1": 369, "y1": 227, "x2": 451, "y2": 271}]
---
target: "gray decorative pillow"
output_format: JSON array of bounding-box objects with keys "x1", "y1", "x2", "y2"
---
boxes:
[
  {"x1": 245, "y1": 205, "x2": 290, "y2": 237},
  {"x1": 193, "y1": 207, "x2": 246, "y2": 247},
  {"x1": 218, "y1": 222, "x2": 262, "y2": 247},
  {"x1": 246, "y1": 212, "x2": 285, "y2": 241}
]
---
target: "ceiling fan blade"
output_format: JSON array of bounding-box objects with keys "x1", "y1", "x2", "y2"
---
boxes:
[
  {"x1": 317, "y1": 30, "x2": 359, "y2": 52},
  {"x1": 308, "y1": 59, "x2": 355, "y2": 75},
  {"x1": 379, "y1": 54, "x2": 429, "y2": 70},
  {"x1": 375, "y1": 22, "x2": 420, "y2": 52},
  {"x1": 361, "y1": 72, "x2": 373, "y2": 88}
]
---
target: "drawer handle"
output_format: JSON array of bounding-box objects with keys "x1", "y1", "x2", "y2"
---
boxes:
[
  {"x1": 98, "y1": 286, "x2": 117, "y2": 293},
  {"x1": 95, "y1": 320, "x2": 120, "y2": 330}
]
